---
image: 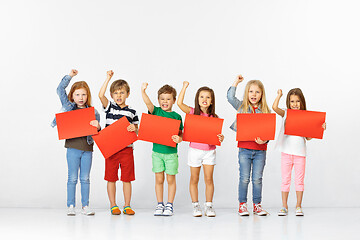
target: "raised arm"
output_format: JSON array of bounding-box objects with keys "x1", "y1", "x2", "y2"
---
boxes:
[
  {"x1": 141, "y1": 83, "x2": 154, "y2": 113},
  {"x1": 227, "y1": 74, "x2": 244, "y2": 110},
  {"x1": 272, "y1": 89, "x2": 285, "y2": 117},
  {"x1": 98, "y1": 70, "x2": 114, "y2": 108},
  {"x1": 177, "y1": 81, "x2": 191, "y2": 114},
  {"x1": 56, "y1": 69, "x2": 78, "y2": 107}
]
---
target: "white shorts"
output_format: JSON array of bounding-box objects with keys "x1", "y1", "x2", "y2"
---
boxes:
[{"x1": 187, "y1": 147, "x2": 216, "y2": 167}]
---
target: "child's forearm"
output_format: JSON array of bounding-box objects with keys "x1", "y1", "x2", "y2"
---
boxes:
[
  {"x1": 177, "y1": 82, "x2": 191, "y2": 114},
  {"x1": 272, "y1": 96, "x2": 285, "y2": 117},
  {"x1": 99, "y1": 78, "x2": 110, "y2": 108},
  {"x1": 56, "y1": 75, "x2": 72, "y2": 107},
  {"x1": 141, "y1": 89, "x2": 154, "y2": 113}
]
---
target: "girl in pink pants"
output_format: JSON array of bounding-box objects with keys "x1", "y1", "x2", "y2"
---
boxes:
[{"x1": 272, "y1": 88, "x2": 326, "y2": 216}]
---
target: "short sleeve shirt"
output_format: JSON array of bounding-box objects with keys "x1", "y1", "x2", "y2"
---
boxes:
[{"x1": 152, "y1": 106, "x2": 183, "y2": 154}]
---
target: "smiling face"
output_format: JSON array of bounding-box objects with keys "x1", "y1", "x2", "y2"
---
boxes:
[
  {"x1": 198, "y1": 90, "x2": 212, "y2": 110},
  {"x1": 111, "y1": 88, "x2": 129, "y2": 108},
  {"x1": 289, "y1": 94, "x2": 301, "y2": 110},
  {"x1": 72, "y1": 88, "x2": 88, "y2": 108},
  {"x1": 248, "y1": 84, "x2": 262, "y2": 107},
  {"x1": 158, "y1": 93, "x2": 175, "y2": 112}
]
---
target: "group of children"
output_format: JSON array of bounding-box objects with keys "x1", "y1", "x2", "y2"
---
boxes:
[{"x1": 52, "y1": 70, "x2": 326, "y2": 218}]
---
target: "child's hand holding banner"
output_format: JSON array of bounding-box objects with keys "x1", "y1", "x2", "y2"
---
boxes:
[
  {"x1": 138, "y1": 113, "x2": 181, "y2": 147},
  {"x1": 183, "y1": 114, "x2": 224, "y2": 146},
  {"x1": 93, "y1": 117, "x2": 138, "y2": 159},
  {"x1": 236, "y1": 113, "x2": 276, "y2": 141},
  {"x1": 285, "y1": 109, "x2": 326, "y2": 139},
  {"x1": 55, "y1": 107, "x2": 98, "y2": 140}
]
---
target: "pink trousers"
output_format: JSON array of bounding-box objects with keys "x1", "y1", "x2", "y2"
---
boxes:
[{"x1": 281, "y1": 152, "x2": 306, "y2": 192}]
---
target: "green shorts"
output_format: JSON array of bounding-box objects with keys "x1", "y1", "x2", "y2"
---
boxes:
[{"x1": 152, "y1": 151, "x2": 179, "y2": 175}]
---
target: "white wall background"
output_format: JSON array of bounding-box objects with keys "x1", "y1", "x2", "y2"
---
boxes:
[{"x1": 0, "y1": 0, "x2": 359, "y2": 209}]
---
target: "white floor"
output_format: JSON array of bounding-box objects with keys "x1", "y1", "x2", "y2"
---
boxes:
[{"x1": 0, "y1": 208, "x2": 359, "y2": 240}]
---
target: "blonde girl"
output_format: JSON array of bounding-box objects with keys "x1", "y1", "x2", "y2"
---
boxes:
[
  {"x1": 273, "y1": 88, "x2": 326, "y2": 216},
  {"x1": 227, "y1": 75, "x2": 270, "y2": 216},
  {"x1": 177, "y1": 81, "x2": 224, "y2": 217},
  {"x1": 51, "y1": 69, "x2": 100, "y2": 216}
]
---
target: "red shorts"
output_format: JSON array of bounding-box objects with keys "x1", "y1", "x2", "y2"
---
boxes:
[{"x1": 104, "y1": 147, "x2": 135, "y2": 182}]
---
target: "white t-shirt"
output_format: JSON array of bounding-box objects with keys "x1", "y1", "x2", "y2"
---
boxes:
[{"x1": 275, "y1": 110, "x2": 306, "y2": 157}]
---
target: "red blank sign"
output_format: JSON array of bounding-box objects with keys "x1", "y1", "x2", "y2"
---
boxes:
[
  {"x1": 285, "y1": 109, "x2": 326, "y2": 139},
  {"x1": 55, "y1": 107, "x2": 98, "y2": 140},
  {"x1": 236, "y1": 113, "x2": 276, "y2": 141},
  {"x1": 138, "y1": 113, "x2": 181, "y2": 147},
  {"x1": 183, "y1": 114, "x2": 224, "y2": 146},
  {"x1": 93, "y1": 117, "x2": 138, "y2": 159}
]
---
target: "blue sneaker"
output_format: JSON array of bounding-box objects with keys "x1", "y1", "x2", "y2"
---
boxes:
[
  {"x1": 154, "y1": 203, "x2": 164, "y2": 216},
  {"x1": 162, "y1": 203, "x2": 174, "y2": 216}
]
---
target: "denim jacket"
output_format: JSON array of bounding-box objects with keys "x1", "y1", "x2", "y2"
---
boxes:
[
  {"x1": 227, "y1": 86, "x2": 263, "y2": 132},
  {"x1": 51, "y1": 75, "x2": 100, "y2": 145}
]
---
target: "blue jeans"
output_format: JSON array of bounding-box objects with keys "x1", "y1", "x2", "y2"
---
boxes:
[
  {"x1": 66, "y1": 148, "x2": 93, "y2": 207},
  {"x1": 238, "y1": 148, "x2": 266, "y2": 204}
]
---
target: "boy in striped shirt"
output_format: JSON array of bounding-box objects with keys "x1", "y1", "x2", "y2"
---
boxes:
[{"x1": 99, "y1": 70, "x2": 139, "y2": 215}]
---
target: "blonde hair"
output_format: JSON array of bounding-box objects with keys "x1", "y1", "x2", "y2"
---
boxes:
[
  {"x1": 68, "y1": 81, "x2": 92, "y2": 107},
  {"x1": 239, "y1": 80, "x2": 270, "y2": 113}
]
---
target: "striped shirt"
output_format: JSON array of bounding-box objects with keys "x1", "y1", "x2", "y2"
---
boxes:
[{"x1": 104, "y1": 101, "x2": 139, "y2": 127}]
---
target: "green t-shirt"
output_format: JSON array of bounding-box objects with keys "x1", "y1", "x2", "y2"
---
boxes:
[{"x1": 152, "y1": 106, "x2": 183, "y2": 154}]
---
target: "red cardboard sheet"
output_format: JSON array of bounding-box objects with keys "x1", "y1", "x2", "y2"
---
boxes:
[
  {"x1": 285, "y1": 109, "x2": 326, "y2": 139},
  {"x1": 137, "y1": 113, "x2": 181, "y2": 147},
  {"x1": 183, "y1": 114, "x2": 224, "y2": 146},
  {"x1": 236, "y1": 113, "x2": 276, "y2": 141},
  {"x1": 92, "y1": 117, "x2": 138, "y2": 159},
  {"x1": 55, "y1": 107, "x2": 98, "y2": 140}
]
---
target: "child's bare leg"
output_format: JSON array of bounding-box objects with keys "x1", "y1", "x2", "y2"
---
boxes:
[
  {"x1": 189, "y1": 167, "x2": 201, "y2": 202},
  {"x1": 296, "y1": 191, "x2": 303, "y2": 208},
  {"x1": 281, "y1": 191, "x2": 289, "y2": 209},
  {"x1": 123, "y1": 181, "x2": 132, "y2": 207},
  {"x1": 203, "y1": 165, "x2": 214, "y2": 202},
  {"x1": 155, "y1": 172, "x2": 165, "y2": 203},
  {"x1": 107, "y1": 181, "x2": 117, "y2": 207},
  {"x1": 166, "y1": 174, "x2": 176, "y2": 203}
]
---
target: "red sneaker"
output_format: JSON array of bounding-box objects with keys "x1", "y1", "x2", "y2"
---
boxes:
[
  {"x1": 253, "y1": 203, "x2": 268, "y2": 216},
  {"x1": 238, "y1": 202, "x2": 250, "y2": 216}
]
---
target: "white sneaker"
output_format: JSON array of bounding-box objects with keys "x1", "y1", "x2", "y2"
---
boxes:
[
  {"x1": 295, "y1": 207, "x2": 304, "y2": 216},
  {"x1": 154, "y1": 203, "x2": 164, "y2": 216},
  {"x1": 192, "y1": 202, "x2": 202, "y2": 217},
  {"x1": 278, "y1": 207, "x2": 288, "y2": 216},
  {"x1": 204, "y1": 202, "x2": 216, "y2": 217},
  {"x1": 162, "y1": 203, "x2": 174, "y2": 216},
  {"x1": 82, "y1": 206, "x2": 95, "y2": 216},
  {"x1": 67, "y1": 205, "x2": 76, "y2": 216}
]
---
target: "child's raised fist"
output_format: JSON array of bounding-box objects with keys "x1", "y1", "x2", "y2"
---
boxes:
[
  {"x1": 141, "y1": 82, "x2": 148, "y2": 91},
  {"x1": 107, "y1": 70, "x2": 114, "y2": 79},
  {"x1": 277, "y1": 89, "x2": 283, "y2": 97},
  {"x1": 237, "y1": 74, "x2": 244, "y2": 83},
  {"x1": 183, "y1": 81, "x2": 189, "y2": 88},
  {"x1": 69, "y1": 69, "x2": 78, "y2": 77}
]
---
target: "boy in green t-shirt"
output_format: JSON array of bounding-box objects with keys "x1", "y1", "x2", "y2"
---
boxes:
[{"x1": 141, "y1": 83, "x2": 183, "y2": 216}]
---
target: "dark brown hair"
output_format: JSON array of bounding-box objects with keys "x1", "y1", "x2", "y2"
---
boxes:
[
  {"x1": 286, "y1": 88, "x2": 306, "y2": 110},
  {"x1": 68, "y1": 81, "x2": 92, "y2": 107},
  {"x1": 194, "y1": 87, "x2": 218, "y2": 118},
  {"x1": 110, "y1": 79, "x2": 130, "y2": 94},
  {"x1": 158, "y1": 84, "x2": 177, "y2": 100}
]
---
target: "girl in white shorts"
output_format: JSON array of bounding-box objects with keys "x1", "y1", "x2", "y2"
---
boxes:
[{"x1": 177, "y1": 81, "x2": 224, "y2": 217}]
